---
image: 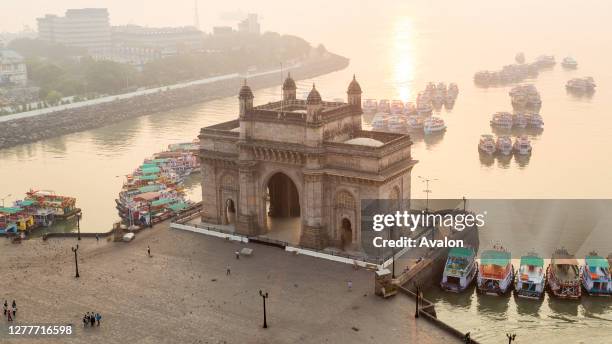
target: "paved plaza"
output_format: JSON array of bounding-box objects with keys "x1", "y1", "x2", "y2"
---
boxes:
[{"x1": 0, "y1": 222, "x2": 459, "y2": 343}]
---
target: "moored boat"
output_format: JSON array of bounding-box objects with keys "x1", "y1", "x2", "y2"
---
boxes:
[
  {"x1": 363, "y1": 99, "x2": 378, "y2": 114},
  {"x1": 561, "y1": 56, "x2": 578, "y2": 69},
  {"x1": 581, "y1": 254, "x2": 611, "y2": 296},
  {"x1": 490, "y1": 112, "x2": 513, "y2": 129},
  {"x1": 547, "y1": 248, "x2": 581, "y2": 300},
  {"x1": 478, "y1": 134, "x2": 496, "y2": 155},
  {"x1": 441, "y1": 247, "x2": 478, "y2": 292},
  {"x1": 513, "y1": 135, "x2": 532, "y2": 155},
  {"x1": 477, "y1": 247, "x2": 514, "y2": 295},
  {"x1": 566, "y1": 77, "x2": 596, "y2": 93},
  {"x1": 390, "y1": 100, "x2": 404, "y2": 114},
  {"x1": 495, "y1": 135, "x2": 513, "y2": 156},
  {"x1": 377, "y1": 99, "x2": 390, "y2": 113},
  {"x1": 423, "y1": 116, "x2": 446, "y2": 135},
  {"x1": 515, "y1": 52, "x2": 525, "y2": 64},
  {"x1": 514, "y1": 253, "x2": 546, "y2": 299}
]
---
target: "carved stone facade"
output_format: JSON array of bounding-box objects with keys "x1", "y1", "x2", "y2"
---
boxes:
[{"x1": 199, "y1": 75, "x2": 417, "y2": 250}]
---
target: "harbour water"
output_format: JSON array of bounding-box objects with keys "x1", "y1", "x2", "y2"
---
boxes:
[{"x1": 1, "y1": 1, "x2": 611, "y2": 342}]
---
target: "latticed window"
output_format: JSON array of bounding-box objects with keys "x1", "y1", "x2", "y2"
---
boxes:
[{"x1": 336, "y1": 191, "x2": 356, "y2": 209}]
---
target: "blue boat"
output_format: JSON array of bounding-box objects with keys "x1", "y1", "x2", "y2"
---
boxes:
[
  {"x1": 440, "y1": 247, "x2": 478, "y2": 292},
  {"x1": 581, "y1": 254, "x2": 611, "y2": 296}
]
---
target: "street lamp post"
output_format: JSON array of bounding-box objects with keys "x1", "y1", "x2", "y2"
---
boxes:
[
  {"x1": 462, "y1": 196, "x2": 467, "y2": 212},
  {"x1": 506, "y1": 333, "x2": 516, "y2": 344},
  {"x1": 414, "y1": 283, "x2": 420, "y2": 318},
  {"x1": 1, "y1": 193, "x2": 11, "y2": 207},
  {"x1": 71, "y1": 245, "x2": 80, "y2": 278},
  {"x1": 417, "y1": 176, "x2": 437, "y2": 213},
  {"x1": 76, "y1": 212, "x2": 82, "y2": 240},
  {"x1": 148, "y1": 201, "x2": 153, "y2": 228},
  {"x1": 259, "y1": 290, "x2": 269, "y2": 329}
]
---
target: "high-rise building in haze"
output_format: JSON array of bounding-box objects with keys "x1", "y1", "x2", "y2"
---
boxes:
[
  {"x1": 37, "y1": 8, "x2": 111, "y2": 53},
  {"x1": 238, "y1": 14, "x2": 261, "y2": 35}
]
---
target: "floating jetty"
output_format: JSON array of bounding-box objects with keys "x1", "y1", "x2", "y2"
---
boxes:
[
  {"x1": 0, "y1": 190, "x2": 81, "y2": 235},
  {"x1": 116, "y1": 140, "x2": 200, "y2": 229}
]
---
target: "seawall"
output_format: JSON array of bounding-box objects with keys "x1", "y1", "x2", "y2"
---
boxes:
[{"x1": 0, "y1": 54, "x2": 349, "y2": 149}]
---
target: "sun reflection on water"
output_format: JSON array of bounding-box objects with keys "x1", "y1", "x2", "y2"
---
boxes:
[{"x1": 392, "y1": 17, "x2": 416, "y2": 103}]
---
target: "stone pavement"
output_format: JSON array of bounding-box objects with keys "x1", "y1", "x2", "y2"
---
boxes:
[{"x1": 0, "y1": 222, "x2": 460, "y2": 344}]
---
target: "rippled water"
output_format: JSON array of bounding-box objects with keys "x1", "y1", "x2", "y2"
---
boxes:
[{"x1": 1, "y1": 0, "x2": 612, "y2": 342}]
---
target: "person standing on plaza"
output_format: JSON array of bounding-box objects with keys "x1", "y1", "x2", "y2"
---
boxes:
[
  {"x1": 347, "y1": 280, "x2": 353, "y2": 291},
  {"x1": 84, "y1": 313, "x2": 90, "y2": 327},
  {"x1": 147, "y1": 245, "x2": 151, "y2": 257},
  {"x1": 3, "y1": 300, "x2": 7, "y2": 316},
  {"x1": 7, "y1": 308, "x2": 12, "y2": 322},
  {"x1": 95, "y1": 312, "x2": 101, "y2": 326},
  {"x1": 90, "y1": 311, "x2": 96, "y2": 326},
  {"x1": 226, "y1": 265, "x2": 231, "y2": 275},
  {"x1": 11, "y1": 300, "x2": 16, "y2": 317}
]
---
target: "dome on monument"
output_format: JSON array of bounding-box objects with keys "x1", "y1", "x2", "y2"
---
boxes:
[
  {"x1": 347, "y1": 74, "x2": 362, "y2": 94},
  {"x1": 283, "y1": 73, "x2": 297, "y2": 90},
  {"x1": 239, "y1": 80, "x2": 254, "y2": 99},
  {"x1": 306, "y1": 84, "x2": 322, "y2": 105}
]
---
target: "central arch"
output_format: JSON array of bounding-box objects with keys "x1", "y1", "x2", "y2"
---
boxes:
[{"x1": 262, "y1": 171, "x2": 302, "y2": 244}]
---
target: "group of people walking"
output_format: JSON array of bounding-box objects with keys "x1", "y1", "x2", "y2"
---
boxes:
[
  {"x1": 83, "y1": 312, "x2": 102, "y2": 327},
  {"x1": 3, "y1": 300, "x2": 17, "y2": 321}
]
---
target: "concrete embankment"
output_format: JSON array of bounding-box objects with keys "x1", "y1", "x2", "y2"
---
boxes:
[{"x1": 0, "y1": 54, "x2": 349, "y2": 149}]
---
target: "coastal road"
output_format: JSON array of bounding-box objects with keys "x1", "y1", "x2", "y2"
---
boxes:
[{"x1": 0, "y1": 222, "x2": 460, "y2": 343}]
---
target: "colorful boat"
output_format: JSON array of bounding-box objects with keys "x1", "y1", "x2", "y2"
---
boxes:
[
  {"x1": 547, "y1": 248, "x2": 581, "y2": 300},
  {"x1": 0, "y1": 207, "x2": 35, "y2": 232},
  {"x1": 24, "y1": 190, "x2": 80, "y2": 219},
  {"x1": 514, "y1": 254, "x2": 546, "y2": 299},
  {"x1": 440, "y1": 247, "x2": 478, "y2": 292},
  {"x1": 0, "y1": 213, "x2": 18, "y2": 234},
  {"x1": 477, "y1": 247, "x2": 514, "y2": 295},
  {"x1": 581, "y1": 254, "x2": 611, "y2": 296}
]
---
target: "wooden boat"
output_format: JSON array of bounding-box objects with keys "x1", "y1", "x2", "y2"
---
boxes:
[
  {"x1": 24, "y1": 190, "x2": 81, "y2": 219},
  {"x1": 440, "y1": 247, "x2": 478, "y2": 292},
  {"x1": 581, "y1": 253, "x2": 611, "y2": 296},
  {"x1": 514, "y1": 253, "x2": 546, "y2": 299},
  {"x1": 477, "y1": 247, "x2": 514, "y2": 295},
  {"x1": 547, "y1": 248, "x2": 581, "y2": 300}
]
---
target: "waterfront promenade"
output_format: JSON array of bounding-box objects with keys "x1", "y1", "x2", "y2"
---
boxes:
[{"x1": 0, "y1": 222, "x2": 459, "y2": 343}]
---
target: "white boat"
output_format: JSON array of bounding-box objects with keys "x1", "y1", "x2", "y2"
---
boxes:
[
  {"x1": 440, "y1": 247, "x2": 478, "y2": 292},
  {"x1": 513, "y1": 135, "x2": 532, "y2": 155},
  {"x1": 490, "y1": 112, "x2": 513, "y2": 129},
  {"x1": 561, "y1": 56, "x2": 578, "y2": 69},
  {"x1": 390, "y1": 100, "x2": 404, "y2": 114},
  {"x1": 515, "y1": 52, "x2": 525, "y2": 64},
  {"x1": 423, "y1": 116, "x2": 446, "y2": 134},
  {"x1": 478, "y1": 134, "x2": 496, "y2": 155},
  {"x1": 403, "y1": 102, "x2": 417, "y2": 115},
  {"x1": 525, "y1": 113, "x2": 544, "y2": 129},
  {"x1": 387, "y1": 115, "x2": 405, "y2": 132},
  {"x1": 535, "y1": 55, "x2": 556, "y2": 68},
  {"x1": 407, "y1": 115, "x2": 424, "y2": 131},
  {"x1": 496, "y1": 136, "x2": 513, "y2": 156},
  {"x1": 581, "y1": 254, "x2": 611, "y2": 296},
  {"x1": 362, "y1": 99, "x2": 378, "y2": 114},
  {"x1": 514, "y1": 254, "x2": 546, "y2": 299},
  {"x1": 377, "y1": 99, "x2": 390, "y2": 113},
  {"x1": 566, "y1": 77, "x2": 596, "y2": 93},
  {"x1": 416, "y1": 101, "x2": 433, "y2": 116},
  {"x1": 512, "y1": 113, "x2": 528, "y2": 129},
  {"x1": 477, "y1": 247, "x2": 514, "y2": 295},
  {"x1": 371, "y1": 112, "x2": 389, "y2": 130}
]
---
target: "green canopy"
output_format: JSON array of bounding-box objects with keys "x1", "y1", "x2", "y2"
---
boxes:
[
  {"x1": 141, "y1": 166, "x2": 161, "y2": 174},
  {"x1": 19, "y1": 199, "x2": 36, "y2": 206},
  {"x1": 586, "y1": 256, "x2": 610, "y2": 269},
  {"x1": 138, "y1": 175, "x2": 159, "y2": 181},
  {"x1": 520, "y1": 255, "x2": 544, "y2": 267},
  {"x1": 480, "y1": 250, "x2": 511, "y2": 267},
  {"x1": 151, "y1": 158, "x2": 169, "y2": 164},
  {"x1": 138, "y1": 185, "x2": 162, "y2": 193},
  {"x1": 449, "y1": 247, "x2": 474, "y2": 258},
  {"x1": 0, "y1": 207, "x2": 24, "y2": 214},
  {"x1": 151, "y1": 198, "x2": 175, "y2": 207},
  {"x1": 168, "y1": 202, "x2": 189, "y2": 212}
]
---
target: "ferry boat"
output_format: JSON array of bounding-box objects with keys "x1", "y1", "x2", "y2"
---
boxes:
[
  {"x1": 387, "y1": 115, "x2": 405, "y2": 132},
  {"x1": 535, "y1": 55, "x2": 556, "y2": 68},
  {"x1": 0, "y1": 216, "x2": 18, "y2": 234},
  {"x1": 547, "y1": 248, "x2": 581, "y2": 300},
  {"x1": 24, "y1": 190, "x2": 80, "y2": 219},
  {"x1": 416, "y1": 102, "x2": 433, "y2": 116},
  {"x1": 403, "y1": 102, "x2": 417, "y2": 115},
  {"x1": 423, "y1": 117, "x2": 446, "y2": 135},
  {"x1": 525, "y1": 113, "x2": 544, "y2": 129},
  {"x1": 510, "y1": 84, "x2": 541, "y2": 109},
  {"x1": 448, "y1": 83, "x2": 459, "y2": 96},
  {"x1": 390, "y1": 100, "x2": 404, "y2": 114},
  {"x1": 512, "y1": 113, "x2": 528, "y2": 129},
  {"x1": 581, "y1": 254, "x2": 611, "y2": 296},
  {"x1": 513, "y1": 135, "x2": 532, "y2": 155},
  {"x1": 0, "y1": 206, "x2": 35, "y2": 232},
  {"x1": 371, "y1": 112, "x2": 389, "y2": 130},
  {"x1": 440, "y1": 247, "x2": 478, "y2": 292},
  {"x1": 363, "y1": 99, "x2": 378, "y2": 114},
  {"x1": 477, "y1": 247, "x2": 514, "y2": 295},
  {"x1": 514, "y1": 253, "x2": 546, "y2": 299},
  {"x1": 515, "y1": 52, "x2": 525, "y2": 64},
  {"x1": 407, "y1": 115, "x2": 424, "y2": 131},
  {"x1": 377, "y1": 99, "x2": 390, "y2": 113},
  {"x1": 566, "y1": 77, "x2": 596, "y2": 93},
  {"x1": 490, "y1": 112, "x2": 513, "y2": 129},
  {"x1": 496, "y1": 136, "x2": 512, "y2": 155},
  {"x1": 561, "y1": 56, "x2": 578, "y2": 69},
  {"x1": 478, "y1": 134, "x2": 496, "y2": 155}
]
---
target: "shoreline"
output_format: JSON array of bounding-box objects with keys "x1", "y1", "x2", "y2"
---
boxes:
[{"x1": 0, "y1": 53, "x2": 349, "y2": 150}]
